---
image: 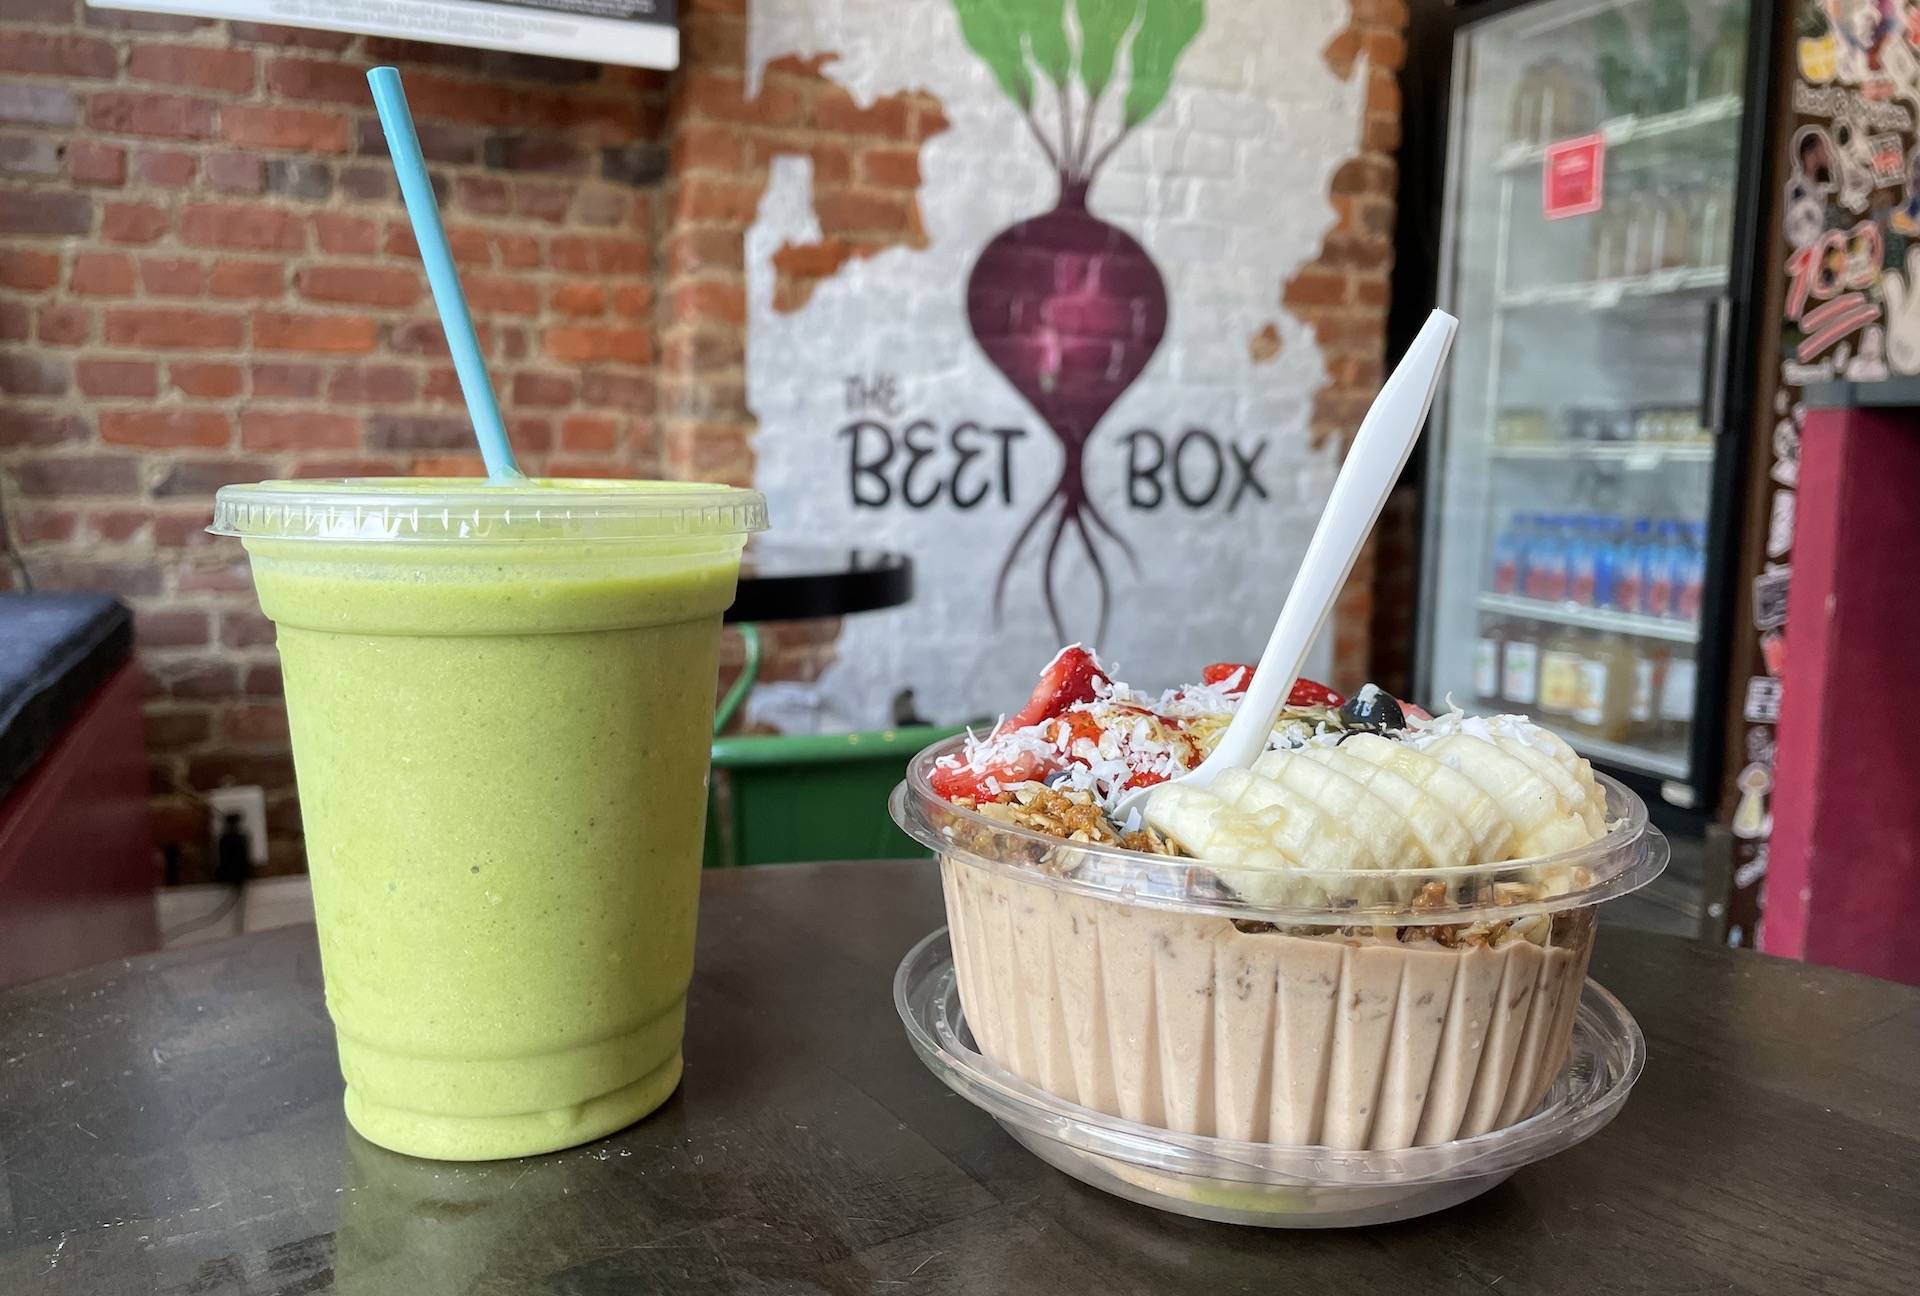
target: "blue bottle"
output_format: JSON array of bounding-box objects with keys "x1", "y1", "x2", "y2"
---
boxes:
[{"x1": 1592, "y1": 515, "x2": 1619, "y2": 610}]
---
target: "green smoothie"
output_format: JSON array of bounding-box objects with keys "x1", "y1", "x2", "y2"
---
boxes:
[{"x1": 216, "y1": 479, "x2": 765, "y2": 1161}]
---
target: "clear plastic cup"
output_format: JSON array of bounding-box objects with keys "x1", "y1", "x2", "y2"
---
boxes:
[
  {"x1": 890, "y1": 736, "x2": 1666, "y2": 1153},
  {"x1": 211, "y1": 478, "x2": 767, "y2": 1160}
]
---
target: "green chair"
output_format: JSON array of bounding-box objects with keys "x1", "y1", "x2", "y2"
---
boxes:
[{"x1": 703, "y1": 624, "x2": 965, "y2": 868}]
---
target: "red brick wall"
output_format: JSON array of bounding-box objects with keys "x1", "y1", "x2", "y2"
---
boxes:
[
  {"x1": 1, "y1": 0, "x2": 1406, "y2": 880},
  {"x1": 2, "y1": 3, "x2": 668, "y2": 877},
  {"x1": 1294, "y1": 0, "x2": 1407, "y2": 693}
]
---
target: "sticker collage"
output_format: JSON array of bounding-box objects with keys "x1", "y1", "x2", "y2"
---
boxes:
[{"x1": 1725, "y1": 0, "x2": 1919, "y2": 944}]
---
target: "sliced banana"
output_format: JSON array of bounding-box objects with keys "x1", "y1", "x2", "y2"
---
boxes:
[
  {"x1": 1142, "y1": 783, "x2": 1229, "y2": 858},
  {"x1": 1213, "y1": 766, "x2": 1369, "y2": 874},
  {"x1": 1499, "y1": 721, "x2": 1608, "y2": 828},
  {"x1": 1340, "y1": 733, "x2": 1514, "y2": 861},
  {"x1": 1206, "y1": 809, "x2": 1300, "y2": 874},
  {"x1": 1147, "y1": 714, "x2": 1608, "y2": 905},
  {"x1": 1530, "y1": 725, "x2": 1583, "y2": 769},
  {"x1": 1303, "y1": 744, "x2": 1475, "y2": 870},
  {"x1": 1143, "y1": 784, "x2": 1292, "y2": 872},
  {"x1": 1145, "y1": 783, "x2": 1322, "y2": 907},
  {"x1": 1582, "y1": 759, "x2": 1607, "y2": 823},
  {"x1": 1247, "y1": 752, "x2": 1418, "y2": 871},
  {"x1": 1487, "y1": 734, "x2": 1603, "y2": 836},
  {"x1": 1423, "y1": 734, "x2": 1592, "y2": 857}
]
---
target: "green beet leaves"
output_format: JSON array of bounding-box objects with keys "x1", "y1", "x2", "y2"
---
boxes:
[
  {"x1": 1122, "y1": 0, "x2": 1203, "y2": 127},
  {"x1": 951, "y1": 0, "x2": 1206, "y2": 179}
]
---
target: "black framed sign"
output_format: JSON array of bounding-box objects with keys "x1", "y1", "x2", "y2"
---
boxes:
[{"x1": 86, "y1": 0, "x2": 679, "y2": 70}]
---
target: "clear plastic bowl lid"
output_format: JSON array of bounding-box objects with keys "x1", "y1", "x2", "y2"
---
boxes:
[
  {"x1": 892, "y1": 735, "x2": 1669, "y2": 926},
  {"x1": 210, "y1": 478, "x2": 768, "y2": 543},
  {"x1": 894, "y1": 928, "x2": 1645, "y2": 1225}
]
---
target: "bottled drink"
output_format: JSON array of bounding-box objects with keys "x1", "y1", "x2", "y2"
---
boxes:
[
  {"x1": 1644, "y1": 520, "x2": 1678, "y2": 617},
  {"x1": 1659, "y1": 647, "x2": 1697, "y2": 743},
  {"x1": 1593, "y1": 516, "x2": 1619, "y2": 609},
  {"x1": 1544, "y1": 517, "x2": 1570, "y2": 603},
  {"x1": 1674, "y1": 522, "x2": 1705, "y2": 622},
  {"x1": 1612, "y1": 519, "x2": 1648, "y2": 613},
  {"x1": 1568, "y1": 517, "x2": 1599, "y2": 608},
  {"x1": 1555, "y1": 516, "x2": 1578, "y2": 603},
  {"x1": 1538, "y1": 624, "x2": 1584, "y2": 719},
  {"x1": 1522, "y1": 516, "x2": 1546, "y2": 600},
  {"x1": 1655, "y1": 190, "x2": 1693, "y2": 271},
  {"x1": 1474, "y1": 616, "x2": 1506, "y2": 709},
  {"x1": 1646, "y1": 0, "x2": 1692, "y2": 113},
  {"x1": 1514, "y1": 513, "x2": 1542, "y2": 597},
  {"x1": 1528, "y1": 516, "x2": 1570, "y2": 603},
  {"x1": 1572, "y1": 630, "x2": 1631, "y2": 741},
  {"x1": 1627, "y1": 641, "x2": 1665, "y2": 745},
  {"x1": 1702, "y1": 5, "x2": 1747, "y2": 100},
  {"x1": 1496, "y1": 409, "x2": 1549, "y2": 443},
  {"x1": 1501, "y1": 620, "x2": 1541, "y2": 709},
  {"x1": 1509, "y1": 63, "x2": 1548, "y2": 144},
  {"x1": 1696, "y1": 186, "x2": 1731, "y2": 268},
  {"x1": 1589, "y1": 206, "x2": 1630, "y2": 280},
  {"x1": 1491, "y1": 514, "x2": 1524, "y2": 596},
  {"x1": 1622, "y1": 190, "x2": 1661, "y2": 278}
]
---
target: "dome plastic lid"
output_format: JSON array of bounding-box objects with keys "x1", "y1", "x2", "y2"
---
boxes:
[{"x1": 210, "y1": 478, "x2": 769, "y2": 543}]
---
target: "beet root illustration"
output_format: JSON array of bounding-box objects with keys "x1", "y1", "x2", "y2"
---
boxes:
[{"x1": 953, "y1": 0, "x2": 1204, "y2": 642}]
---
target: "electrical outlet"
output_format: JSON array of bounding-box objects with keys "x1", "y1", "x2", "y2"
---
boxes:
[{"x1": 206, "y1": 785, "x2": 268, "y2": 870}]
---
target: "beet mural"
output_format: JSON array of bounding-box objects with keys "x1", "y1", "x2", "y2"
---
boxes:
[
  {"x1": 955, "y1": 1, "x2": 1202, "y2": 642},
  {"x1": 743, "y1": 1, "x2": 1370, "y2": 731}
]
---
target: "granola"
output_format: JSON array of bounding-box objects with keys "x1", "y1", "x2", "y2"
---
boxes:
[{"x1": 961, "y1": 782, "x2": 1182, "y2": 855}]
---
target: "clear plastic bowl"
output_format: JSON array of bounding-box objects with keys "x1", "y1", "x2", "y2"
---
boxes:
[
  {"x1": 896, "y1": 928, "x2": 1646, "y2": 1228},
  {"x1": 890, "y1": 736, "x2": 1665, "y2": 1154}
]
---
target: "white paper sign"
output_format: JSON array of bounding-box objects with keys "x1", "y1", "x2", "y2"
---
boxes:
[{"x1": 87, "y1": 0, "x2": 678, "y2": 69}]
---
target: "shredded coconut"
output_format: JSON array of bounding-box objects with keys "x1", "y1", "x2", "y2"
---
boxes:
[{"x1": 943, "y1": 661, "x2": 1346, "y2": 813}]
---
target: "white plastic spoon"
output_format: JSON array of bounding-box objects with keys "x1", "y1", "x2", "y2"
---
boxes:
[{"x1": 1111, "y1": 308, "x2": 1459, "y2": 824}]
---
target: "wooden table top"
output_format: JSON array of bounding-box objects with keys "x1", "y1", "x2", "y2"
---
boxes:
[{"x1": 0, "y1": 861, "x2": 1914, "y2": 1294}]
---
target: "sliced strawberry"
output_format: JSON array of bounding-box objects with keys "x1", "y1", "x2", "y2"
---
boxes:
[
  {"x1": 1398, "y1": 697, "x2": 1432, "y2": 723},
  {"x1": 1287, "y1": 678, "x2": 1343, "y2": 708},
  {"x1": 1006, "y1": 644, "x2": 1109, "y2": 731},
  {"x1": 1201, "y1": 667, "x2": 1341, "y2": 708},
  {"x1": 1047, "y1": 710, "x2": 1106, "y2": 750},
  {"x1": 930, "y1": 750, "x2": 1050, "y2": 801},
  {"x1": 1201, "y1": 662, "x2": 1254, "y2": 690}
]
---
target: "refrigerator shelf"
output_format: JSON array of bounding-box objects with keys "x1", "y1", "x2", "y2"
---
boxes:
[
  {"x1": 1562, "y1": 731, "x2": 1690, "y2": 780},
  {"x1": 1494, "y1": 95, "x2": 1744, "y2": 174},
  {"x1": 1497, "y1": 266, "x2": 1726, "y2": 311},
  {"x1": 1477, "y1": 592, "x2": 1700, "y2": 644},
  {"x1": 1488, "y1": 440, "x2": 1715, "y2": 465}
]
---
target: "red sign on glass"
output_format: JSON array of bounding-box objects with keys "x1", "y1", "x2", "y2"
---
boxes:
[{"x1": 1542, "y1": 134, "x2": 1605, "y2": 220}]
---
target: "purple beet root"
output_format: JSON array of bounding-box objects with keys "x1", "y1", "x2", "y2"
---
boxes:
[{"x1": 967, "y1": 179, "x2": 1168, "y2": 643}]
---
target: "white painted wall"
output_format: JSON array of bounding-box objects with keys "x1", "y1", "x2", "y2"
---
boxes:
[{"x1": 745, "y1": 0, "x2": 1366, "y2": 728}]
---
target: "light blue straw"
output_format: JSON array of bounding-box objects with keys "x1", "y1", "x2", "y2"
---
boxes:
[{"x1": 367, "y1": 67, "x2": 521, "y2": 481}]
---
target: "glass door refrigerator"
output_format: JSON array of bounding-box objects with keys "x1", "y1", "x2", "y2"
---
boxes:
[{"x1": 1403, "y1": 0, "x2": 1779, "y2": 859}]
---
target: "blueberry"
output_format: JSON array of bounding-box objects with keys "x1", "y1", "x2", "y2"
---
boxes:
[{"x1": 1339, "y1": 684, "x2": 1405, "y2": 733}]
